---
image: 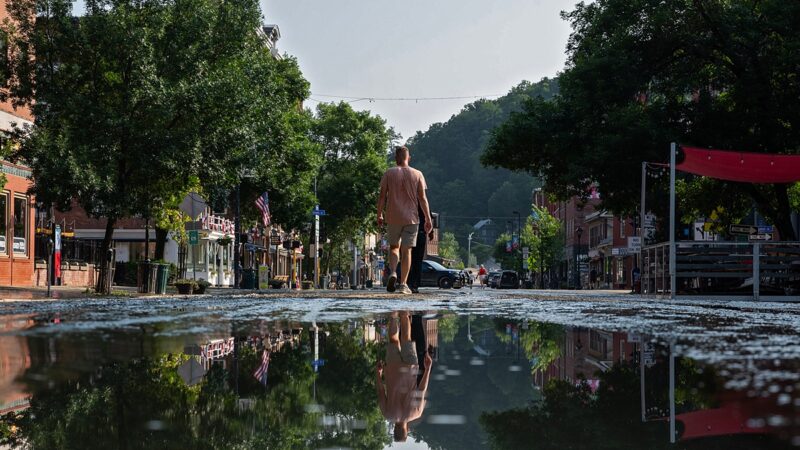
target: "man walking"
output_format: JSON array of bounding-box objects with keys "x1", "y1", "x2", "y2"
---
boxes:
[{"x1": 377, "y1": 146, "x2": 433, "y2": 294}]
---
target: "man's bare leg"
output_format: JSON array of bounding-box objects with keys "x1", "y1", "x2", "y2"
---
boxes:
[
  {"x1": 399, "y1": 311, "x2": 411, "y2": 343},
  {"x1": 387, "y1": 245, "x2": 400, "y2": 291},
  {"x1": 399, "y1": 245, "x2": 412, "y2": 286},
  {"x1": 389, "y1": 311, "x2": 400, "y2": 344}
]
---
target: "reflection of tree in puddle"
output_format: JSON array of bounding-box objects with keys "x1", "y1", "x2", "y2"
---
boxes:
[
  {"x1": 0, "y1": 324, "x2": 390, "y2": 449},
  {"x1": 480, "y1": 344, "x2": 797, "y2": 450}
]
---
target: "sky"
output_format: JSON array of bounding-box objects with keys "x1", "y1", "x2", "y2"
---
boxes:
[{"x1": 261, "y1": 0, "x2": 578, "y2": 142}]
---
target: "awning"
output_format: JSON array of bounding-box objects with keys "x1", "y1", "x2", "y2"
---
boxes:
[{"x1": 678, "y1": 146, "x2": 800, "y2": 184}]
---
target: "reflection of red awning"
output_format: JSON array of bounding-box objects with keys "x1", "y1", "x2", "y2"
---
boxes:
[
  {"x1": 678, "y1": 146, "x2": 800, "y2": 183},
  {"x1": 676, "y1": 407, "x2": 765, "y2": 441}
]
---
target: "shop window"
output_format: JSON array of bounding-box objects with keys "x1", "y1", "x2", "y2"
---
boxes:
[
  {"x1": 616, "y1": 258, "x2": 626, "y2": 284},
  {"x1": 0, "y1": 193, "x2": 7, "y2": 255},
  {"x1": 13, "y1": 196, "x2": 28, "y2": 255}
]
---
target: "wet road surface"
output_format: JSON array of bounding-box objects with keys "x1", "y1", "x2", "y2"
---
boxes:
[{"x1": 0, "y1": 288, "x2": 798, "y2": 448}]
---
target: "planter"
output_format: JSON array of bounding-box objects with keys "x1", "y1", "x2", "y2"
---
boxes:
[
  {"x1": 193, "y1": 280, "x2": 210, "y2": 295},
  {"x1": 301, "y1": 281, "x2": 314, "y2": 290},
  {"x1": 176, "y1": 284, "x2": 194, "y2": 294}
]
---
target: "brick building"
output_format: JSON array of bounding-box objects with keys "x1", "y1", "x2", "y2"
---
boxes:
[{"x1": 0, "y1": 0, "x2": 36, "y2": 286}]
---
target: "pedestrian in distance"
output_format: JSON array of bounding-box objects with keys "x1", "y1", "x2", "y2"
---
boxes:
[
  {"x1": 478, "y1": 264, "x2": 487, "y2": 288},
  {"x1": 377, "y1": 146, "x2": 433, "y2": 295},
  {"x1": 407, "y1": 206, "x2": 432, "y2": 294}
]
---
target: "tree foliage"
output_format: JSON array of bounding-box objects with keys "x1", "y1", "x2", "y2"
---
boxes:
[
  {"x1": 522, "y1": 205, "x2": 564, "y2": 279},
  {"x1": 484, "y1": 0, "x2": 800, "y2": 239},
  {"x1": 310, "y1": 101, "x2": 396, "y2": 273},
  {"x1": 407, "y1": 80, "x2": 554, "y2": 250},
  {"x1": 3, "y1": 0, "x2": 317, "y2": 289}
]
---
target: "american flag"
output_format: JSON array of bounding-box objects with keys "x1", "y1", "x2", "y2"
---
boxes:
[
  {"x1": 253, "y1": 349, "x2": 271, "y2": 386},
  {"x1": 255, "y1": 192, "x2": 271, "y2": 226}
]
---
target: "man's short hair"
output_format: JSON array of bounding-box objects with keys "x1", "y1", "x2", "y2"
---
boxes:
[
  {"x1": 393, "y1": 423, "x2": 408, "y2": 442},
  {"x1": 395, "y1": 146, "x2": 410, "y2": 164}
]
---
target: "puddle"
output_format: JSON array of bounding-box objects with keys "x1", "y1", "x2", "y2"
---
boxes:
[{"x1": 0, "y1": 299, "x2": 798, "y2": 449}]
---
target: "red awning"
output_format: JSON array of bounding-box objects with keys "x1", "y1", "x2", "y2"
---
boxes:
[{"x1": 678, "y1": 146, "x2": 800, "y2": 183}]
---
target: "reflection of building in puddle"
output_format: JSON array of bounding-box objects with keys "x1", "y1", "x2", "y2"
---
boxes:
[
  {"x1": 532, "y1": 326, "x2": 638, "y2": 389},
  {"x1": 184, "y1": 326, "x2": 303, "y2": 370},
  {"x1": 0, "y1": 315, "x2": 34, "y2": 414}
]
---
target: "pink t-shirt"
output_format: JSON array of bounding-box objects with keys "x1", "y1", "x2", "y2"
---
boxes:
[{"x1": 380, "y1": 166, "x2": 427, "y2": 225}]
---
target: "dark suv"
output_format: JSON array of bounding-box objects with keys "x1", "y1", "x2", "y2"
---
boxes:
[{"x1": 420, "y1": 260, "x2": 462, "y2": 289}]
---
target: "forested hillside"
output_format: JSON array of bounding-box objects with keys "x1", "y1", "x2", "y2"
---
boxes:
[{"x1": 406, "y1": 78, "x2": 558, "y2": 254}]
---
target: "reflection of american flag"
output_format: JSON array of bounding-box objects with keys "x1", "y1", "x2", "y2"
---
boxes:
[
  {"x1": 255, "y1": 192, "x2": 271, "y2": 226},
  {"x1": 253, "y1": 349, "x2": 270, "y2": 386}
]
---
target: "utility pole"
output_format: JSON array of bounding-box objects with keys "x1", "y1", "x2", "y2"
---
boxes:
[
  {"x1": 468, "y1": 232, "x2": 474, "y2": 268},
  {"x1": 314, "y1": 177, "x2": 319, "y2": 289}
]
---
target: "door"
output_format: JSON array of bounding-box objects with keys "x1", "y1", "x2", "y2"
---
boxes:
[{"x1": 421, "y1": 261, "x2": 437, "y2": 287}]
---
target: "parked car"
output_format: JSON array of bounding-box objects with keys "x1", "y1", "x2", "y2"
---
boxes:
[
  {"x1": 488, "y1": 271, "x2": 502, "y2": 288},
  {"x1": 498, "y1": 270, "x2": 520, "y2": 289},
  {"x1": 420, "y1": 260, "x2": 463, "y2": 289}
]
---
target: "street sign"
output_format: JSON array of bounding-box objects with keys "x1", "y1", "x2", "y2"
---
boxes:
[
  {"x1": 627, "y1": 236, "x2": 641, "y2": 252},
  {"x1": 749, "y1": 233, "x2": 772, "y2": 241},
  {"x1": 730, "y1": 224, "x2": 757, "y2": 235},
  {"x1": 312, "y1": 205, "x2": 327, "y2": 216},
  {"x1": 758, "y1": 225, "x2": 773, "y2": 234},
  {"x1": 188, "y1": 230, "x2": 199, "y2": 245}
]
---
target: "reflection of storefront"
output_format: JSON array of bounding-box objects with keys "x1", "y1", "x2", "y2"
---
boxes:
[
  {"x1": 0, "y1": 162, "x2": 36, "y2": 286},
  {"x1": 186, "y1": 213, "x2": 234, "y2": 287}
]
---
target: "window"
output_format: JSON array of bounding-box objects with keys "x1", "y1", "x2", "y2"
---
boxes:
[
  {"x1": 0, "y1": 193, "x2": 6, "y2": 255},
  {"x1": 619, "y1": 218, "x2": 626, "y2": 239},
  {"x1": 13, "y1": 196, "x2": 28, "y2": 255},
  {"x1": 616, "y1": 258, "x2": 626, "y2": 284}
]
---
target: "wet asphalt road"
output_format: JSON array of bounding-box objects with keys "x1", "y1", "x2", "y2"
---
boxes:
[{"x1": 1, "y1": 288, "x2": 798, "y2": 389}]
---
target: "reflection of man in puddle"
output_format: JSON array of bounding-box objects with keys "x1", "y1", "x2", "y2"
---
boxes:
[{"x1": 376, "y1": 311, "x2": 433, "y2": 442}]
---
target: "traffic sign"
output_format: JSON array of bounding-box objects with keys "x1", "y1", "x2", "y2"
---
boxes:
[
  {"x1": 312, "y1": 209, "x2": 326, "y2": 216},
  {"x1": 749, "y1": 233, "x2": 772, "y2": 241},
  {"x1": 627, "y1": 236, "x2": 642, "y2": 252},
  {"x1": 188, "y1": 230, "x2": 199, "y2": 245},
  {"x1": 730, "y1": 224, "x2": 757, "y2": 235}
]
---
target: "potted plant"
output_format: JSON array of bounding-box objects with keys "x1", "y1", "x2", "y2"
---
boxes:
[
  {"x1": 194, "y1": 279, "x2": 211, "y2": 294},
  {"x1": 301, "y1": 280, "x2": 314, "y2": 290},
  {"x1": 174, "y1": 279, "x2": 196, "y2": 294}
]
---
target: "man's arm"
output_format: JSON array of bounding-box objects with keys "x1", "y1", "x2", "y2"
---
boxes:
[
  {"x1": 376, "y1": 361, "x2": 387, "y2": 413},
  {"x1": 377, "y1": 173, "x2": 387, "y2": 227},
  {"x1": 418, "y1": 179, "x2": 433, "y2": 234},
  {"x1": 419, "y1": 350, "x2": 433, "y2": 392}
]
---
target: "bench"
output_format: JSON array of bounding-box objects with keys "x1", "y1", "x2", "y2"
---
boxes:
[{"x1": 270, "y1": 275, "x2": 289, "y2": 289}]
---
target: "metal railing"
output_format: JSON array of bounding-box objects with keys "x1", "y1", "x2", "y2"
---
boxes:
[{"x1": 642, "y1": 241, "x2": 800, "y2": 300}]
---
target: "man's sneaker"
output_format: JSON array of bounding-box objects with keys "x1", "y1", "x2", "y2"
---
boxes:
[
  {"x1": 397, "y1": 284, "x2": 412, "y2": 294},
  {"x1": 386, "y1": 273, "x2": 397, "y2": 292}
]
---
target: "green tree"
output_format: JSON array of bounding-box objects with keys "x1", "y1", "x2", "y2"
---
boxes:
[
  {"x1": 310, "y1": 102, "x2": 397, "y2": 275},
  {"x1": 438, "y1": 231, "x2": 462, "y2": 266},
  {"x1": 522, "y1": 205, "x2": 563, "y2": 287},
  {"x1": 484, "y1": 1, "x2": 800, "y2": 240},
  {"x1": 407, "y1": 80, "x2": 553, "y2": 251},
  {"x1": 5, "y1": 0, "x2": 313, "y2": 291}
]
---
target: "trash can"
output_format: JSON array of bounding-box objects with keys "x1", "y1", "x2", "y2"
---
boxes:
[
  {"x1": 155, "y1": 263, "x2": 169, "y2": 294},
  {"x1": 137, "y1": 261, "x2": 157, "y2": 293},
  {"x1": 241, "y1": 269, "x2": 256, "y2": 289}
]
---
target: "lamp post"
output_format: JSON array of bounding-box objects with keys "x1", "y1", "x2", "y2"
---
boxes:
[
  {"x1": 467, "y1": 232, "x2": 474, "y2": 268},
  {"x1": 512, "y1": 210, "x2": 521, "y2": 277}
]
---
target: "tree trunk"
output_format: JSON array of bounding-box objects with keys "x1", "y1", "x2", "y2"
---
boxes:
[
  {"x1": 96, "y1": 217, "x2": 117, "y2": 294},
  {"x1": 154, "y1": 227, "x2": 168, "y2": 260},
  {"x1": 748, "y1": 184, "x2": 797, "y2": 241}
]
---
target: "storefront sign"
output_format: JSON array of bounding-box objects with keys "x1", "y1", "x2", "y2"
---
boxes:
[
  {"x1": 612, "y1": 247, "x2": 631, "y2": 256},
  {"x1": 13, "y1": 237, "x2": 25, "y2": 253}
]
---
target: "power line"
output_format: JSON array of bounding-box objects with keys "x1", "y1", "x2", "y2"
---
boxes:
[{"x1": 309, "y1": 93, "x2": 505, "y2": 103}]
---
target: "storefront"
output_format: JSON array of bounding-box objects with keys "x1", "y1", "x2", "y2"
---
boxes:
[
  {"x1": 0, "y1": 162, "x2": 36, "y2": 286},
  {"x1": 185, "y1": 213, "x2": 234, "y2": 287}
]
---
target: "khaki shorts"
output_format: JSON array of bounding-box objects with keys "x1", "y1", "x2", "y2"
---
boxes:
[
  {"x1": 386, "y1": 223, "x2": 419, "y2": 248},
  {"x1": 387, "y1": 340, "x2": 418, "y2": 365}
]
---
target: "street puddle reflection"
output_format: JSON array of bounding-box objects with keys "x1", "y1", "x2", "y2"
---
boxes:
[{"x1": 0, "y1": 312, "x2": 797, "y2": 449}]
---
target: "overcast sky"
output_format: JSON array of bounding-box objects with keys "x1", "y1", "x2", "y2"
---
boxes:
[{"x1": 261, "y1": 0, "x2": 577, "y2": 142}]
